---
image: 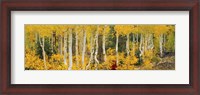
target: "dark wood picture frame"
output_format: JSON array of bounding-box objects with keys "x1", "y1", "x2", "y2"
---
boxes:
[{"x1": 0, "y1": 0, "x2": 199, "y2": 95}]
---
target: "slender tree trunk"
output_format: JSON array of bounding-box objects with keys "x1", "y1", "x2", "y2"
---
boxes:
[
  {"x1": 86, "y1": 36, "x2": 94, "y2": 70},
  {"x1": 60, "y1": 35, "x2": 63, "y2": 55},
  {"x1": 51, "y1": 32, "x2": 54, "y2": 53},
  {"x1": 148, "y1": 34, "x2": 154, "y2": 50},
  {"x1": 126, "y1": 34, "x2": 130, "y2": 56},
  {"x1": 42, "y1": 37, "x2": 46, "y2": 69},
  {"x1": 68, "y1": 29, "x2": 73, "y2": 70},
  {"x1": 116, "y1": 35, "x2": 119, "y2": 66},
  {"x1": 94, "y1": 28, "x2": 99, "y2": 70},
  {"x1": 132, "y1": 34, "x2": 135, "y2": 51},
  {"x1": 58, "y1": 36, "x2": 59, "y2": 53},
  {"x1": 147, "y1": 34, "x2": 150, "y2": 50},
  {"x1": 139, "y1": 34, "x2": 144, "y2": 58},
  {"x1": 163, "y1": 34, "x2": 166, "y2": 52},
  {"x1": 64, "y1": 32, "x2": 67, "y2": 65},
  {"x1": 136, "y1": 33, "x2": 139, "y2": 46},
  {"x1": 144, "y1": 34, "x2": 148, "y2": 54},
  {"x1": 102, "y1": 33, "x2": 106, "y2": 62},
  {"x1": 151, "y1": 34, "x2": 154, "y2": 50},
  {"x1": 137, "y1": 34, "x2": 144, "y2": 66},
  {"x1": 39, "y1": 37, "x2": 47, "y2": 70},
  {"x1": 54, "y1": 32, "x2": 56, "y2": 53},
  {"x1": 82, "y1": 30, "x2": 86, "y2": 65},
  {"x1": 75, "y1": 31, "x2": 79, "y2": 66},
  {"x1": 58, "y1": 35, "x2": 60, "y2": 54},
  {"x1": 159, "y1": 34, "x2": 163, "y2": 57}
]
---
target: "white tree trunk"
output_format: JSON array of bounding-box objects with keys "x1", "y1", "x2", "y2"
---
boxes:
[
  {"x1": 51, "y1": 32, "x2": 54, "y2": 53},
  {"x1": 144, "y1": 35, "x2": 148, "y2": 53},
  {"x1": 116, "y1": 35, "x2": 119, "y2": 66},
  {"x1": 60, "y1": 35, "x2": 63, "y2": 55},
  {"x1": 132, "y1": 34, "x2": 135, "y2": 52},
  {"x1": 39, "y1": 37, "x2": 47, "y2": 70},
  {"x1": 126, "y1": 34, "x2": 130, "y2": 56},
  {"x1": 147, "y1": 34, "x2": 154, "y2": 50},
  {"x1": 102, "y1": 32, "x2": 106, "y2": 62},
  {"x1": 94, "y1": 29, "x2": 99, "y2": 70},
  {"x1": 42, "y1": 37, "x2": 47, "y2": 69},
  {"x1": 159, "y1": 34, "x2": 163, "y2": 57},
  {"x1": 163, "y1": 34, "x2": 166, "y2": 52},
  {"x1": 139, "y1": 34, "x2": 144, "y2": 57},
  {"x1": 68, "y1": 29, "x2": 73, "y2": 70},
  {"x1": 86, "y1": 36, "x2": 94, "y2": 70},
  {"x1": 64, "y1": 32, "x2": 67, "y2": 65},
  {"x1": 147, "y1": 35, "x2": 149, "y2": 50},
  {"x1": 58, "y1": 36, "x2": 60, "y2": 54},
  {"x1": 136, "y1": 33, "x2": 139, "y2": 46},
  {"x1": 35, "y1": 33, "x2": 38, "y2": 44},
  {"x1": 151, "y1": 34, "x2": 154, "y2": 50},
  {"x1": 82, "y1": 30, "x2": 86, "y2": 65},
  {"x1": 75, "y1": 31, "x2": 79, "y2": 66}
]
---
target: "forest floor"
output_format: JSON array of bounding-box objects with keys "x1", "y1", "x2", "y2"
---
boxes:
[
  {"x1": 134, "y1": 53, "x2": 175, "y2": 70},
  {"x1": 152, "y1": 53, "x2": 175, "y2": 70}
]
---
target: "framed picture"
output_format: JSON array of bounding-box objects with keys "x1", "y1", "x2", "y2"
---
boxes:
[{"x1": 0, "y1": 0, "x2": 199, "y2": 95}]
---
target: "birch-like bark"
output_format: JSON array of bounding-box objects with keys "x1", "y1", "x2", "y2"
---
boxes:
[
  {"x1": 151, "y1": 34, "x2": 154, "y2": 50},
  {"x1": 139, "y1": 34, "x2": 144, "y2": 57},
  {"x1": 126, "y1": 34, "x2": 130, "y2": 56},
  {"x1": 51, "y1": 32, "x2": 54, "y2": 53},
  {"x1": 54, "y1": 32, "x2": 57, "y2": 53},
  {"x1": 159, "y1": 34, "x2": 163, "y2": 57},
  {"x1": 35, "y1": 33, "x2": 38, "y2": 44},
  {"x1": 147, "y1": 34, "x2": 154, "y2": 50},
  {"x1": 58, "y1": 35, "x2": 60, "y2": 54},
  {"x1": 163, "y1": 34, "x2": 166, "y2": 52},
  {"x1": 136, "y1": 33, "x2": 139, "y2": 46},
  {"x1": 102, "y1": 28, "x2": 106, "y2": 62},
  {"x1": 144, "y1": 34, "x2": 148, "y2": 53},
  {"x1": 94, "y1": 27, "x2": 99, "y2": 70},
  {"x1": 86, "y1": 36, "x2": 94, "y2": 70},
  {"x1": 75, "y1": 31, "x2": 79, "y2": 66},
  {"x1": 116, "y1": 34, "x2": 119, "y2": 66},
  {"x1": 147, "y1": 34, "x2": 150, "y2": 50},
  {"x1": 64, "y1": 32, "x2": 67, "y2": 65},
  {"x1": 132, "y1": 34, "x2": 135, "y2": 51},
  {"x1": 60, "y1": 35, "x2": 63, "y2": 55},
  {"x1": 39, "y1": 37, "x2": 47, "y2": 70},
  {"x1": 82, "y1": 30, "x2": 86, "y2": 65},
  {"x1": 68, "y1": 29, "x2": 73, "y2": 70}
]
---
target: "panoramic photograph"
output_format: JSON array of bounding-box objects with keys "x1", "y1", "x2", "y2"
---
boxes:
[{"x1": 25, "y1": 24, "x2": 175, "y2": 70}]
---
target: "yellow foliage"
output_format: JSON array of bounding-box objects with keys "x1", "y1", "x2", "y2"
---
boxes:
[
  {"x1": 102, "y1": 55, "x2": 116, "y2": 70},
  {"x1": 141, "y1": 60, "x2": 153, "y2": 70},
  {"x1": 25, "y1": 49, "x2": 45, "y2": 70},
  {"x1": 116, "y1": 51, "x2": 138, "y2": 70},
  {"x1": 114, "y1": 25, "x2": 134, "y2": 36},
  {"x1": 107, "y1": 48, "x2": 115, "y2": 55},
  {"x1": 49, "y1": 54, "x2": 64, "y2": 64},
  {"x1": 25, "y1": 49, "x2": 68, "y2": 70},
  {"x1": 141, "y1": 50, "x2": 154, "y2": 70}
]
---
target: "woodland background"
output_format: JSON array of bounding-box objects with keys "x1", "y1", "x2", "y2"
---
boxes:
[{"x1": 25, "y1": 25, "x2": 175, "y2": 70}]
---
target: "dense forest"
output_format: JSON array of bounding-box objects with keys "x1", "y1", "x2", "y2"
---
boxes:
[{"x1": 25, "y1": 25, "x2": 175, "y2": 70}]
